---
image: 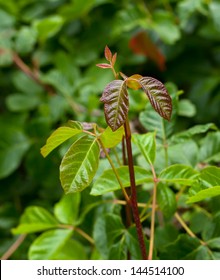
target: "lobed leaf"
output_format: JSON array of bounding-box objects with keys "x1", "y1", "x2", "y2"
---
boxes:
[
  {"x1": 90, "y1": 166, "x2": 152, "y2": 196},
  {"x1": 139, "y1": 76, "x2": 172, "y2": 121},
  {"x1": 159, "y1": 164, "x2": 199, "y2": 185},
  {"x1": 40, "y1": 126, "x2": 83, "y2": 158},
  {"x1": 60, "y1": 134, "x2": 100, "y2": 193},
  {"x1": 100, "y1": 80, "x2": 129, "y2": 131}
]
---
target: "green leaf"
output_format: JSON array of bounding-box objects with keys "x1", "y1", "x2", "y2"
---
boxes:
[
  {"x1": 100, "y1": 80, "x2": 129, "y2": 131},
  {"x1": 28, "y1": 229, "x2": 72, "y2": 260},
  {"x1": 199, "y1": 132, "x2": 220, "y2": 163},
  {"x1": 0, "y1": 126, "x2": 30, "y2": 179},
  {"x1": 52, "y1": 239, "x2": 87, "y2": 260},
  {"x1": 125, "y1": 227, "x2": 148, "y2": 260},
  {"x1": 108, "y1": 238, "x2": 127, "y2": 260},
  {"x1": 168, "y1": 140, "x2": 199, "y2": 167},
  {"x1": 159, "y1": 164, "x2": 199, "y2": 185},
  {"x1": 40, "y1": 127, "x2": 83, "y2": 157},
  {"x1": 60, "y1": 134, "x2": 100, "y2": 193},
  {"x1": 155, "y1": 224, "x2": 179, "y2": 251},
  {"x1": 200, "y1": 166, "x2": 220, "y2": 187},
  {"x1": 207, "y1": 237, "x2": 220, "y2": 250},
  {"x1": 160, "y1": 234, "x2": 201, "y2": 260},
  {"x1": 171, "y1": 123, "x2": 217, "y2": 143},
  {"x1": 33, "y1": 15, "x2": 64, "y2": 42},
  {"x1": 202, "y1": 212, "x2": 220, "y2": 241},
  {"x1": 152, "y1": 10, "x2": 181, "y2": 44},
  {"x1": 178, "y1": 99, "x2": 196, "y2": 117},
  {"x1": 6, "y1": 93, "x2": 41, "y2": 112},
  {"x1": 139, "y1": 102, "x2": 174, "y2": 141},
  {"x1": 12, "y1": 206, "x2": 58, "y2": 234},
  {"x1": 132, "y1": 132, "x2": 156, "y2": 165},
  {"x1": 0, "y1": 9, "x2": 15, "y2": 28},
  {"x1": 93, "y1": 213, "x2": 125, "y2": 259},
  {"x1": 139, "y1": 77, "x2": 172, "y2": 121},
  {"x1": 90, "y1": 166, "x2": 152, "y2": 196},
  {"x1": 157, "y1": 183, "x2": 177, "y2": 218},
  {"x1": 100, "y1": 126, "x2": 124, "y2": 148},
  {"x1": 54, "y1": 193, "x2": 81, "y2": 224},
  {"x1": 15, "y1": 26, "x2": 37, "y2": 54},
  {"x1": 187, "y1": 186, "x2": 220, "y2": 204},
  {"x1": 210, "y1": 1, "x2": 220, "y2": 30}
]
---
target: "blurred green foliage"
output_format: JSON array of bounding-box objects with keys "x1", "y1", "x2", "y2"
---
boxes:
[{"x1": 1, "y1": 0, "x2": 220, "y2": 260}]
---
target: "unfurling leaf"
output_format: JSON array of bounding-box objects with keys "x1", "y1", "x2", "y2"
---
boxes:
[
  {"x1": 96, "y1": 63, "x2": 112, "y2": 69},
  {"x1": 139, "y1": 77, "x2": 172, "y2": 121},
  {"x1": 104, "y1": 45, "x2": 112, "y2": 61},
  {"x1": 100, "y1": 80, "x2": 129, "y2": 131},
  {"x1": 60, "y1": 134, "x2": 100, "y2": 193},
  {"x1": 126, "y1": 74, "x2": 143, "y2": 90}
]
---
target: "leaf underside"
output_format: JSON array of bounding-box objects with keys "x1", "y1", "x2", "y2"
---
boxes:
[
  {"x1": 100, "y1": 80, "x2": 129, "y2": 131},
  {"x1": 60, "y1": 135, "x2": 100, "y2": 193},
  {"x1": 139, "y1": 76, "x2": 172, "y2": 121}
]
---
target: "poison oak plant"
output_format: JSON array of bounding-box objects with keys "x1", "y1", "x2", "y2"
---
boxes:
[
  {"x1": 11, "y1": 47, "x2": 220, "y2": 260},
  {"x1": 40, "y1": 46, "x2": 172, "y2": 260}
]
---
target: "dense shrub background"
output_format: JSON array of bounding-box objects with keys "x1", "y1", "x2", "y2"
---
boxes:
[{"x1": 1, "y1": 0, "x2": 220, "y2": 259}]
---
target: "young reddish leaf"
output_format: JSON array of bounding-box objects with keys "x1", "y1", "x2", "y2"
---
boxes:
[
  {"x1": 139, "y1": 77, "x2": 172, "y2": 121},
  {"x1": 100, "y1": 80, "x2": 129, "y2": 131},
  {"x1": 111, "y1": 52, "x2": 117, "y2": 66},
  {"x1": 126, "y1": 74, "x2": 143, "y2": 90},
  {"x1": 104, "y1": 45, "x2": 112, "y2": 62},
  {"x1": 96, "y1": 63, "x2": 112, "y2": 69}
]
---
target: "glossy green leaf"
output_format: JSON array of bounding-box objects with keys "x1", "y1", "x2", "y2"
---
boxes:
[
  {"x1": 90, "y1": 166, "x2": 152, "y2": 196},
  {"x1": 100, "y1": 126, "x2": 124, "y2": 148},
  {"x1": 0, "y1": 126, "x2": 30, "y2": 179},
  {"x1": 41, "y1": 127, "x2": 83, "y2": 157},
  {"x1": 159, "y1": 164, "x2": 199, "y2": 185},
  {"x1": 60, "y1": 135, "x2": 100, "y2": 193},
  {"x1": 12, "y1": 206, "x2": 58, "y2": 234},
  {"x1": 139, "y1": 77, "x2": 172, "y2": 121},
  {"x1": 132, "y1": 132, "x2": 156, "y2": 165},
  {"x1": 54, "y1": 193, "x2": 81, "y2": 224},
  {"x1": 187, "y1": 186, "x2": 220, "y2": 204},
  {"x1": 199, "y1": 132, "x2": 220, "y2": 163},
  {"x1": 52, "y1": 239, "x2": 87, "y2": 260},
  {"x1": 33, "y1": 15, "x2": 64, "y2": 42},
  {"x1": 200, "y1": 166, "x2": 220, "y2": 187},
  {"x1": 28, "y1": 229, "x2": 72, "y2": 260},
  {"x1": 100, "y1": 80, "x2": 129, "y2": 131},
  {"x1": 6, "y1": 93, "x2": 41, "y2": 112},
  {"x1": 157, "y1": 183, "x2": 177, "y2": 218}
]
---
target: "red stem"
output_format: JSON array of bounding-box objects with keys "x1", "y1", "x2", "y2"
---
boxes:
[{"x1": 124, "y1": 119, "x2": 148, "y2": 260}]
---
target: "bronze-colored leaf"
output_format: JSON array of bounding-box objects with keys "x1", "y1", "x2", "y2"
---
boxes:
[
  {"x1": 100, "y1": 80, "x2": 129, "y2": 131},
  {"x1": 139, "y1": 77, "x2": 172, "y2": 121},
  {"x1": 104, "y1": 45, "x2": 112, "y2": 61},
  {"x1": 96, "y1": 63, "x2": 112, "y2": 69}
]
